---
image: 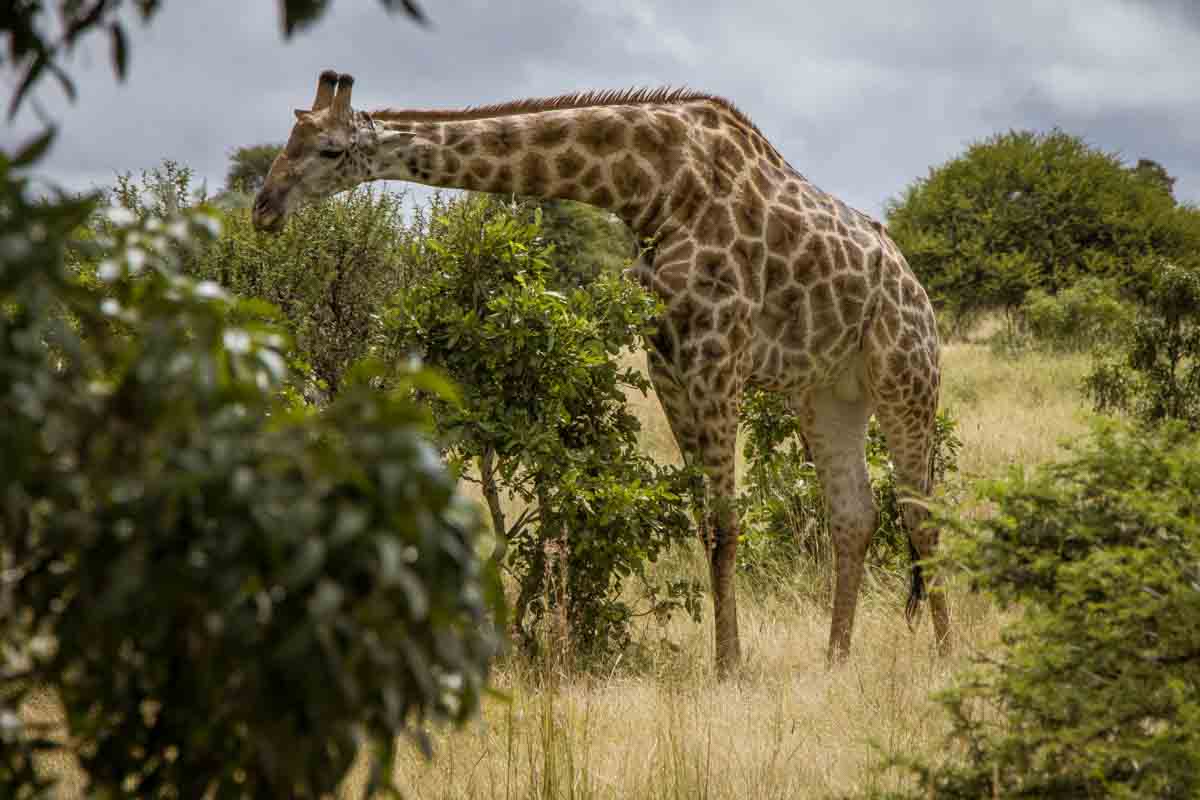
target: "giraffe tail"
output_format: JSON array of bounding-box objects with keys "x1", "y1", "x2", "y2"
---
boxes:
[{"x1": 904, "y1": 537, "x2": 926, "y2": 631}]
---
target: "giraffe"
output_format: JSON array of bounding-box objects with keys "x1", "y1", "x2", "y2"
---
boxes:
[{"x1": 252, "y1": 71, "x2": 951, "y2": 674}]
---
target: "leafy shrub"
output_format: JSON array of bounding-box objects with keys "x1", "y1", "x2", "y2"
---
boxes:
[
  {"x1": 737, "y1": 388, "x2": 961, "y2": 585},
  {"x1": 101, "y1": 161, "x2": 416, "y2": 398},
  {"x1": 886, "y1": 129, "x2": 1200, "y2": 317},
  {"x1": 1, "y1": 141, "x2": 500, "y2": 798},
  {"x1": 737, "y1": 390, "x2": 831, "y2": 575},
  {"x1": 868, "y1": 421, "x2": 1200, "y2": 799},
  {"x1": 1084, "y1": 263, "x2": 1200, "y2": 429},
  {"x1": 199, "y1": 186, "x2": 416, "y2": 397},
  {"x1": 1022, "y1": 277, "x2": 1134, "y2": 352},
  {"x1": 381, "y1": 195, "x2": 700, "y2": 663}
]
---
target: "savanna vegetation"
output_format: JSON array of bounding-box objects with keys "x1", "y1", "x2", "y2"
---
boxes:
[{"x1": 4, "y1": 3, "x2": 1200, "y2": 798}]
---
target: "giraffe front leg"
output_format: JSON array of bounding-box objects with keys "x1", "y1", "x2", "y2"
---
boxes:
[
  {"x1": 648, "y1": 352, "x2": 741, "y2": 675},
  {"x1": 696, "y1": 402, "x2": 742, "y2": 676}
]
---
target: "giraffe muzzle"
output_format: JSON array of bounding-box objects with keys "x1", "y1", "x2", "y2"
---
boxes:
[{"x1": 251, "y1": 190, "x2": 287, "y2": 233}]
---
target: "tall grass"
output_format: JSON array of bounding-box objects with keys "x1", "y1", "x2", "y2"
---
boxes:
[{"x1": 334, "y1": 334, "x2": 1090, "y2": 799}]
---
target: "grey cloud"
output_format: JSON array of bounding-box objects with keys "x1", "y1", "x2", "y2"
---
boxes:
[{"x1": 7, "y1": 0, "x2": 1196, "y2": 217}]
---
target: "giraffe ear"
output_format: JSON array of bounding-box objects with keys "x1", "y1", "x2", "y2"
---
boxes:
[{"x1": 294, "y1": 109, "x2": 312, "y2": 121}]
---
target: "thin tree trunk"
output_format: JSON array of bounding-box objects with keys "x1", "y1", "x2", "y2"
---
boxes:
[{"x1": 478, "y1": 447, "x2": 508, "y2": 563}]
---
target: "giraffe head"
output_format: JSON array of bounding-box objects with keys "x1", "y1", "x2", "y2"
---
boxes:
[{"x1": 252, "y1": 70, "x2": 385, "y2": 233}]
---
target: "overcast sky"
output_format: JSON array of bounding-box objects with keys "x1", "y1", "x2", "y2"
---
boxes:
[{"x1": 6, "y1": 0, "x2": 1199, "y2": 218}]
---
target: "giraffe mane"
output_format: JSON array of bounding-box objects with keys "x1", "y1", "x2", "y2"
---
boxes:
[{"x1": 370, "y1": 86, "x2": 767, "y2": 137}]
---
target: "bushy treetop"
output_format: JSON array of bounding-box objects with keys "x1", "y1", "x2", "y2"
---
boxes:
[{"x1": 885, "y1": 129, "x2": 1200, "y2": 314}]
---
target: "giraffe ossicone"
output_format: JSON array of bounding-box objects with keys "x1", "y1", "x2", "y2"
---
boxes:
[{"x1": 253, "y1": 71, "x2": 951, "y2": 674}]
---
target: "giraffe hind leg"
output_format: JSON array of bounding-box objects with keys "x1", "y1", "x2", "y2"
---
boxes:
[
  {"x1": 874, "y1": 392, "x2": 951, "y2": 655},
  {"x1": 648, "y1": 352, "x2": 741, "y2": 675}
]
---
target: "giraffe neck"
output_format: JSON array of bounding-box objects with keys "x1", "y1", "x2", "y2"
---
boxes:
[{"x1": 361, "y1": 104, "x2": 692, "y2": 236}]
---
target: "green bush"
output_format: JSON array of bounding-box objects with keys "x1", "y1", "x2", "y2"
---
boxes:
[
  {"x1": 1, "y1": 142, "x2": 501, "y2": 798},
  {"x1": 867, "y1": 421, "x2": 1200, "y2": 799},
  {"x1": 1084, "y1": 263, "x2": 1200, "y2": 429},
  {"x1": 886, "y1": 129, "x2": 1200, "y2": 317},
  {"x1": 736, "y1": 388, "x2": 961, "y2": 585},
  {"x1": 101, "y1": 161, "x2": 416, "y2": 398},
  {"x1": 381, "y1": 195, "x2": 700, "y2": 663},
  {"x1": 736, "y1": 389, "x2": 831, "y2": 575},
  {"x1": 1021, "y1": 277, "x2": 1135, "y2": 352}
]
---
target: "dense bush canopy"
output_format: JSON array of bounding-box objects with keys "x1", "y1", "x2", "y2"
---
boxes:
[
  {"x1": 1085, "y1": 263, "x2": 1200, "y2": 429},
  {"x1": 886, "y1": 130, "x2": 1200, "y2": 317}
]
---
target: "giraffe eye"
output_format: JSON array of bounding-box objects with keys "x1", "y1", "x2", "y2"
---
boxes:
[{"x1": 319, "y1": 148, "x2": 343, "y2": 159}]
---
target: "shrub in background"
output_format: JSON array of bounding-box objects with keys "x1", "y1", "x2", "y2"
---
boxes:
[
  {"x1": 1021, "y1": 276, "x2": 1134, "y2": 352},
  {"x1": 100, "y1": 161, "x2": 415, "y2": 398},
  {"x1": 886, "y1": 129, "x2": 1200, "y2": 319},
  {"x1": 530, "y1": 198, "x2": 636, "y2": 289},
  {"x1": 1084, "y1": 263, "x2": 1200, "y2": 429}
]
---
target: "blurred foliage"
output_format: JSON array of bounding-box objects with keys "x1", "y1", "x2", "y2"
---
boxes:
[
  {"x1": 1084, "y1": 263, "x2": 1200, "y2": 430},
  {"x1": 3, "y1": 0, "x2": 425, "y2": 116},
  {"x1": 736, "y1": 388, "x2": 960, "y2": 584},
  {"x1": 381, "y1": 194, "x2": 701, "y2": 662},
  {"x1": 885, "y1": 129, "x2": 1200, "y2": 320},
  {"x1": 0, "y1": 3, "x2": 505, "y2": 797},
  {"x1": 1, "y1": 133, "x2": 500, "y2": 797},
  {"x1": 863, "y1": 421, "x2": 1200, "y2": 799}
]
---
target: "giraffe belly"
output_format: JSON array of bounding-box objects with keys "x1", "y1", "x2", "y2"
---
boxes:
[{"x1": 748, "y1": 312, "x2": 862, "y2": 395}]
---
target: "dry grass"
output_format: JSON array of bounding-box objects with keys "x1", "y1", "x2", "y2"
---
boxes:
[
  {"x1": 351, "y1": 580, "x2": 1005, "y2": 800},
  {"x1": 33, "y1": 334, "x2": 1090, "y2": 799},
  {"x1": 337, "y1": 337, "x2": 1089, "y2": 800},
  {"x1": 941, "y1": 342, "x2": 1095, "y2": 479},
  {"x1": 27, "y1": 584, "x2": 1004, "y2": 800}
]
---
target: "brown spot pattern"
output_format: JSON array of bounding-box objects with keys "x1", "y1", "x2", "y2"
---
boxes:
[
  {"x1": 521, "y1": 152, "x2": 550, "y2": 195},
  {"x1": 696, "y1": 204, "x2": 736, "y2": 248},
  {"x1": 480, "y1": 119, "x2": 521, "y2": 157},
  {"x1": 577, "y1": 112, "x2": 628, "y2": 157},
  {"x1": 531, "y1": 117, "x2": 571, "y2": 149},
  {"x1": 555, "y1": 149, "x2": 586, "y2": 180},
  {"x1": 612, "y1": 154, "x2": 651, "y2": 199}
]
